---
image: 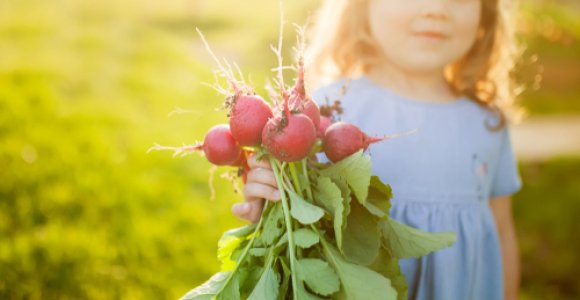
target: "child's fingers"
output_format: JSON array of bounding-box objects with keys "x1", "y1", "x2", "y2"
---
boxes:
[
  {"x1": 246, "y1": 168, "x2": 278, "y2": 188},
  {"x1": 232, "y1": 198, "x2": 264, "y2": 223},
  {"x1": 246, "y1": 199, "x2": 264, "y2": 224},
  {"x1": 243, "y1": 182, "x2": 280, "y2": 201},
  {"x1": 247, "y1": 154, "x2": 272, "y2": 170},
  {"x1": 232, "y1": 202, "x2": 251, "y2": 218}
]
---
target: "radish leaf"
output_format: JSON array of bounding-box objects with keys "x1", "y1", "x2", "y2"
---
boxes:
[
  {"x1": 341, "y1": 200, "x2": 381, "y2": 266},
  {"x1": 288, "y1": 189, "x2": 325, "y2": 224},
  {"x1": 249, "y1": 248, "x2": 268, "y2": 257},
  {"x1": 297, "y1": 258, "x2": 340, "y2": 296},
  {"x1": 294, "y1": 228, "x2": 319, "y2": 248},
  {"x1": 321, "y1": 237, "x2": 397, "y2": 300},
  {"x1": 314, "y1": 176, "x2": 345, "y2": 248},
  {"x1": 217, "y1": 272, "x2": 241, "y2": 300},
  {"x1": 259, "y1": 202, "x2": 284, "y2": 246},
  {"x1": 319, "y1": 150, "x2": 371, "y2": 204},
  {"x1": 217, "y1": 235, "x2": 244, "y2": 271},
  {"x1": 363, "y1": 176, "x2": 392, "y2": 218},
  {"x1": 332, "y1": 177, "x2": 352, "y2": 231},
  {"x1": 180, "y1": 272, "x2": 230, "y2": 300},
  {"x1": 296, "y1": 282, "x2": 325, "y2": 300},
  {"x1": 247, "y1": 266, "x2": 279, "y2": 300},
  {"x1": 369, "y1": 246, "x2": 408, "y2": 300},
  {"x1": 380, "y1": 217, "x2": 456, "y2": 259}
]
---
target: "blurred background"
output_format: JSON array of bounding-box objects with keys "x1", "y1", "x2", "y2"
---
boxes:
[{"x1": 0, "y1": 0, "x2": 578, "y2": 299}]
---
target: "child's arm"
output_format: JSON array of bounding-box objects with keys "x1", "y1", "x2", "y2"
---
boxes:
[{"x1": 490, "y1": 196, "x2": 520, "y2": 300}]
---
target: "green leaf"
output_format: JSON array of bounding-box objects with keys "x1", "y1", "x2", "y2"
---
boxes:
[
  {"x1": 237, "y1": 268, "x2": 251, "y2": 297},
  {"x1": 240, "y1": 268, "x2": 262, "y2": 297},
  {"x1": 296, "y1": 282, "x2": 325, "y2": 300},
  {"x1": 364, "y1": 202, "x2": 386, "y2": 218},
  {"x1": 259, "y1": 202, "x2": 284, "y2": 246},
  {"x1": 314, "y1": 176, "x2": 345, "y2": 248},
  {"x1": 277, "y1": 257, "x2": 292, "y2": 300},
  {"x1": 216, "y1": 224, "x2": 257, "y2": 271},
  {"x1": 369, "y1": 175, "x2": 392, "y2": 199},
  {"x1": 319, "y1": 150, "x2": 371, "y2": 204},
  {"x1": 230, "y1": 247, "x2": 245, "y2": 263},
  {"x1": 274, "y1": 232, "x2": 288, "y2": 250},
  {"x1": 247, "y1": 266, "x2": 280, "y2": 300},
  {"x1": 220, "y1": 224, "x2": 257, "y2": 240},
  {"x1": 180, "y1": 272, "x2": 230, "y2": 300},
  {"x1": 363, "y1": 176, "x2": 393, "y2": 218},
  {"x1": 249, "y1": 248, "x2": 267, "y2": 257},
  {"x1": 294, "y1": 228, "x2": 320, "y2": 249},
  {"x1": 369, "y1": 246, "x2": 408, "y2": 300},
  {"x1": 288, "y1": 189, "x2": 325, "y2": 225},
  {"x1": 277, "y1": 257, "x2": 291, "y2": 300},
  {"x1": 321, "y1": 238, "x2": 397, "y2": 300},
  {"x1": 216, "y1": 273, "x2": 240, "y2": 300},
  {"x1": 341, "y1": 200, "x2": 381, "y2": 266},
  {"x1": 380, "y1": 217, "x2": 456, "y2": 259},
  {"x1": 297, "y1": 258, "x2": 340, "y2": 296},
  {"x1": 217, "y1": 235, "x2": 244, "y2": 272},
  {"x1": 332, "y1": 177, "x2": 352, "y2": 231}
]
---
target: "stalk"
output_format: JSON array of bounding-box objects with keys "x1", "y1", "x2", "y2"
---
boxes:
[
  {"x1": 301, "y1": 158, "x2": 314, "y2": 201},
  {"x1": 285, "y1": 162, "x2": 307, "y2": 258},
  {"x1": 288, "y1": 162, "x2": 303, "y2": 198},
  {"x1": 269, "y1": 157, "x2": 299, "y2": 300},
  {"x1": 215, "y1": 200, "x2": 270, "y2": 297}
]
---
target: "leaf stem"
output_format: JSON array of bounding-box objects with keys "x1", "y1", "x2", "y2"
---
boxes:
[
  {"x1": 288, "y1": 162, "x2": 303, "y2": 198},
  {"x1": 301, "y1": 158, "x2": 314, "y2": 201},
  {"x1": 215, "y1": 201, "x2": 269, "y2": 297},
  {"x1": 270, "y1": 157, "x2": 299, "y2": 300}
]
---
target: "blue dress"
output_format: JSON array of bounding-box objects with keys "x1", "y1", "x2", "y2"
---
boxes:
[{"x1": 312, "y1": 76, "x2": 522, "y2": 300}]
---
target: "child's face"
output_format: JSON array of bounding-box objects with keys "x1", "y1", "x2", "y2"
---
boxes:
[{"x1": 368, "y1": 0, "x2": 481, "y2": 74}]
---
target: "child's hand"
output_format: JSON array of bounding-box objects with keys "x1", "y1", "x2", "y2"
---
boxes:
[{"x1": 232, "y1": 154, "x2": 280, "y2": 223}]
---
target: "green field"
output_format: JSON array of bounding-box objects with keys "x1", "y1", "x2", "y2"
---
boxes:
[
  {"x1": 1, "y1": 0, "x2": 579, "y2": 299},
  {"x1": 514, "y1": 157, "x2": 580, "y2": 300}
]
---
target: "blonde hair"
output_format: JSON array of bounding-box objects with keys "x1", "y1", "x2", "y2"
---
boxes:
[{"x1": 306, "y1": 0, "x2": 523, "y2": 129}]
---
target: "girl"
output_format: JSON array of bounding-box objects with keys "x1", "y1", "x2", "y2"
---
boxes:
[{"x1": 233, "y1": 0, "x2": 523, "y2": 299}]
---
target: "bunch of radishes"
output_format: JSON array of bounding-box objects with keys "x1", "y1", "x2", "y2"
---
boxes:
[
  {"x1": 149, "y1": 28, "x2": 396, "y2": 181},
  {"x1": 150, "y1": 21, "x2": 452, "y2": 300}
]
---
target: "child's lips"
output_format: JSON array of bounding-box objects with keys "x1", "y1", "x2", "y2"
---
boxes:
[{"x1": 413, "y1": 31, "x2": 449, "y2": 41}]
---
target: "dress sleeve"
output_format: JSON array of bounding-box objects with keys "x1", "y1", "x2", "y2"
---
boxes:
[
  {"x1": 311, "y1": 78, "x2": 348, "y2": 107},
  {"x1": 490, "y1": 127, "x2": 523, "y2": 198}
]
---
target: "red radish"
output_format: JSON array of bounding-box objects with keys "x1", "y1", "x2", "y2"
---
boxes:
[
  {"x1": 289, "y1": 96, "x2": 320, "y2": 129},
  {"x1": 317, "y1": 116, "x2": 333, "y2": 138},
  {"x1": 272, "y1": 97, "x2": 320, "y2": 130},
  {"x1": 262, "y1": 93, "x2": 317, "y2": 162},
  {"x1": 148, "y1": 124, "x2": 241, "y2": 166},
  {"x1": 259, "y1": 20, "x2": 317, "y2": 162},
  {"x1": 262, "y1": 113, "x2": 317, "y2": 162},
  {"x1": 197, "y1": 124, "x2": 242, "y2": 165},
  {"x1": 322, "y1": 122, "x2": 386, "y2": 163},
  {"x1": 288, "y1": 61, "x2": 320, "y2": 129},
  {"x1": 229, "y1": 94, "x2": 273, "y2": 146},
  {"x1": 323, "y1": 122, "x2": 417, "y2": 162}
]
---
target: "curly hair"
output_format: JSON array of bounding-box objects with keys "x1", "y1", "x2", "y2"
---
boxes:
[{"x1": 306, "y1": 0, "x2": 523, "y2": 129}]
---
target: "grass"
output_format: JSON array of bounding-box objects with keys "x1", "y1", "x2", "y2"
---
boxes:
[{"x1": 514, "y1": 156, "x2": 580, "y2": 300}]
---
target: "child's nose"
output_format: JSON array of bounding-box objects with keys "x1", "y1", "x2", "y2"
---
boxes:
[{"x1": 421, "y1": 0, "x2": 450, "y2": 21}]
